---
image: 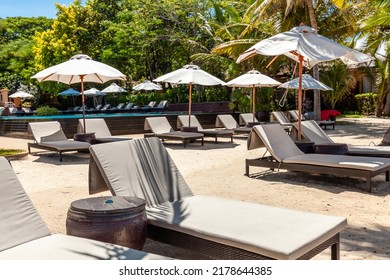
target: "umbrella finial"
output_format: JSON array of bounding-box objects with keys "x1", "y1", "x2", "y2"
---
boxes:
[{"x1": 71, "y1": 53, "x2": 92, "y2": 60}]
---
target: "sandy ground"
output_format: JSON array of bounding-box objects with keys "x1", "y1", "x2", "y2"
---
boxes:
[{"x1": 1, "y1": 116, "x2": 390, "y2": 260}]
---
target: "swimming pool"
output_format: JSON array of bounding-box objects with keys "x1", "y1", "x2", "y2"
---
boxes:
[
  {"x1": 0, "y1": 111, "x2": 183, "y2": 120},
  {"x1": 0, "y1": 111, "x2": 233, "y2": 138}
]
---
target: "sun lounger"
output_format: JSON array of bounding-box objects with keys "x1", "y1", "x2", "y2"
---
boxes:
[
  {"x1": 87, "y1": 104, "x2": 102, "y2": 113},
  {"x1": 122, "y1": 102, "x2": 134, "y2": 111},
  {"x1": 288, "y1": 110, "x2": 335, "y2": 130},
  {"x1": 177, "y1": 115, "x2": 233, "y2": 143},
  {"x1": 291, "y1": 120, "x2": 390, "y2": 158},
  {"x1": 271, "y1": 111, "x2": 293, "y2": 131},
  {"x1": 28, "y1": 121, "x2": 90, "y2": 161},
  {"x1": 239, "y1": 113, "x2": 260, "y2": 126},
  {"x1": 246, "y1": 123, "x2": 390, "y2": 192},
  {"x1": 88, "y1": 137, "x2": 347, "y2": 260},
  {"x1": 0, "y1": 157, "x2": 168, "y2": 260},
  {"x1": 144, "y1": 116, "x2": 204, "y2": 147},
  {"x1": 153, "y1": 100, "x2": 168, "y2": 110},
  {"x1": 99, "y1": 104, "x2": 111, "y2": 112},
  {"x1": 215, "y1": 114, "x2": 252, "y2": 135},
  {"x1": 77, "y1": 118, "x2": 132, "y2": 143},
  {"x1": 109, "y1": 103, "x2": 125, "y2": 111}
]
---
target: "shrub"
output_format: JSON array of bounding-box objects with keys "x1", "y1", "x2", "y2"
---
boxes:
[
  {"x1": 355, "y1": 93, "x2": 378, "y2": 115},
  {"x1": 35, "y1": 106, "x2": 59, "y2": 116}
]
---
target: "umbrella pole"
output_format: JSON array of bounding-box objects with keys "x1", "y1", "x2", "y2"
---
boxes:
[
  {"x1": 252, "y1": 85, "x2": 255, "y2": 123},
  {"x1": 188, "y1": 83, "x2": 192, "y2": 127},
  {"x1": 298, "y1": 55, "x2": 303, "y2": 141},
  {"x1": 80, "y1": 75, "x2": 86, "y2": 134}
]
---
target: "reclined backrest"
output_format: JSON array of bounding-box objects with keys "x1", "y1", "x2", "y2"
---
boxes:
[
  {"x1": 177, "y1": 115, "x2": 203, "y2": 130},
  {"x1": 271, "y1": 111, "x2": 291, "y2": 125},
  {"x1": 28, "y1": 121, "x2": 67, "y2": 143},
  {"x1": 124, "y1": 103, "x2": 134, "y2": 110},
  {"x1": 144, "y1": 117, "x2": 174, "y2": 134},
  {"x1": 251, "y1": 124, "x2": 304, "y2": 161},
  {"x1": 0, "y1": 157, "x2": 51, "y2": 252},
  {"x1": 77, "y1": 118, "x2": 112, "y2": 138},
  {"x1": 215, "y1": 114, "x2": 239, "y2": 129},
  {"x1": 156, "y1": 100, "x2": 168, "y2": 109},
  {"x1": 292, "y1": 120, "x2": 333, "y2": 144},
  {"x1": 239, "y1": 113, "x2": 258, "y2": 125},
  {"x1": 89, "y1": 138, "x2": 194, "y2": 207}
]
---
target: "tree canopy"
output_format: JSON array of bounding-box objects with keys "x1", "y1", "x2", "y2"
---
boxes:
[{"x1": 0, "y1": 0, "x2": 388, "y2": 114}]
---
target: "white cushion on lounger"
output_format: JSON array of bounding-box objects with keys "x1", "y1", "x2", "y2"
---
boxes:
[
  {"x1": 147, "y1": 195, "x2": 346, "y2": 260},
  {"x1": 0, "y1": 234, "x2": 165, "y2": 260},
  {"x1": 283, "y1": 154, "x2": 390, "y2": 170},
  {"x1": 0, "y1": 157, "x2": 170, "y2": 260}
]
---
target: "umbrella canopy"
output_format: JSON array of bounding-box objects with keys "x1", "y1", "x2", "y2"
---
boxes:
[
  {"x1": 57, "y1": 88, "x2": 81, "y2": 96},
  {"x1": 236, "y1": 25, "x2": 372, "y2": 139},
  {"x1": 133, "y1": 80, "x2": 162, "y2": 91},
  {"x1": 84, "y1": 88, "x2": 106, "y2": 96},
  {"x1": 227, "y1": 70, "x2": 281, "y2": 122},
  {"x1": 101, "y1": 82, "x2": 127, "y2": 93},
  {"x1": 31, "y1": 54, "x2": 126, "y2": 133},
  {"x1": 154, "y1": 64, "x2": 225, "y2": 126},
  {"x1": 9, "y1": 91, "x2": 35, "y2": 99},
  {"x1": 279, "y1": 74, "x2": 332, "y2": 91}
]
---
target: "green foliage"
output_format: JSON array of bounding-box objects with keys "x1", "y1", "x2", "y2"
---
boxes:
[
  {"x1": 0, "y1": 149, "x2": 25, "y2": 156},
  {"x1": 0, "y1": 17, "x2": 52, "y2": 89},
  {"x1": 35, "y1": 106, "x2": 59, "y2": 116},
  {"x1": 320, "y1": 62, "x2": 357, "y2": 109},
  {"x1": 355, "y1": 92, "x2": 378, "y2": 115},
  {"x1": 228, "y1": 89, "x2": 251, "y2": 112},
  {"x1": 0, "y1": 0, "x2": 387, "y2": 117}
]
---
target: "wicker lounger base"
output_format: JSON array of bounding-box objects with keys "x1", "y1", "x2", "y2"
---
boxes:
[
  {"x1": 233, "y1": 127, "x2": 252, "y2": 135},
  {"x1": 28, "y1": 142, "x2": 90, "y2": 162},
  {"x1": 200, "y1": 130, "x2": 233, "y2": 143},
  {"x1": 147, "y1": 224, "x2": 340, "y2": 260},
  {"x1": 151, "y1": 132, "x2": 204, "y2": 148},
  {"x1": 245, "y1": 156, "x2": 390, "y2": 192}
]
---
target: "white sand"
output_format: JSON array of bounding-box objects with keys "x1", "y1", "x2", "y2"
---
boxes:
[{"x1": 2, "y1": 116, "x2": 390, "y2": 260}]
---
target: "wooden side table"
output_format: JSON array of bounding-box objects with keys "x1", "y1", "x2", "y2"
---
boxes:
[{"x1": 66, "y1": 196, "x2": 147, "y2": 250}]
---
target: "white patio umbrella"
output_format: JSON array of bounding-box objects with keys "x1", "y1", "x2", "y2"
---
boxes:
[
  {"x1": 84, "y1": 88, "x2": 106, "y2": 96},
  {"x1": 57, "y1": 88, "x2": 81, "y2": 96},
  {"x1": 57, "y1": 88, "x2": 81, "y2": 107},
  {"x1": 9, "y1": 91, "x2": 35, "y2": 99},
  {"x1": 133, "y1": 80, "x2": 162, "y2": 91},
  {"x1": 279, "y1": 74, "x2": 332, "y2": 110},
  {"x1": 236, "y1": 25, "x2": 372, "y2": 139},
  {"x1": 154, "y1": 64, "x2": 226, "y2": 127},
  {"x1": 31, "y1": 53, "x2": 126, "y2": 133},
  {"x1": 227, "y1": 70, "x2": 281, "y2": 122},
  {"x1": 279, "y1": 74, "x2": 332, "y2": 91},
  {"x1": 102, "y1": 82, "x2": 127, "y2": 94}
]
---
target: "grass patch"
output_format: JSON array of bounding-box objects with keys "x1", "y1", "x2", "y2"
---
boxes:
[
  {"x1": 339, "y1": 114, "x2": 365, "y2": 118},
  {"x1": 0, "y1": 149, "x2": 25, "y2": 156}
]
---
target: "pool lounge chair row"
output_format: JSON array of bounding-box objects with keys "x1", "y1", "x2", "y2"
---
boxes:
[
  {"x1": 0, "y1": 157, "x2": 168, "y2": 260},
  {"x1": 61, "y1": 101, "x2": 169, "y2": 114},
  {"x1": 144, "y1": 114, "x2": 257, "y2": 146},
  {"x1": 246, "y1": 123, "x2": 390, "y2": 192},
  {"x1": 28, "y1": 119, "x2": 131, "y2": 161}
]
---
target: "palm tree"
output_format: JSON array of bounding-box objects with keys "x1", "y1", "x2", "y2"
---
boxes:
[
  {"x1": 360, "y1": 0, "x2": 390, "y2": 116},
  {"x1": 211, "y1": 0, "x2": 361, "y2": 117}
]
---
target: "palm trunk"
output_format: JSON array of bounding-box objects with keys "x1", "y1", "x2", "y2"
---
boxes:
[{"x1": 306, "y1": 0, "x2": 321, "y2": 121}]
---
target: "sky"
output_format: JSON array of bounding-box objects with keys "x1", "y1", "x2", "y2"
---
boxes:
[{"x1": 0, "y1": 0, "x2": 83, "y2": 19}]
